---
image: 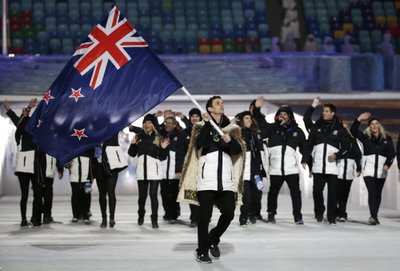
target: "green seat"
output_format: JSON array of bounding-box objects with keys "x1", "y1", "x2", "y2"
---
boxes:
[{"x1": 223, "y1": 38, "x2": 235, "y2": 53}]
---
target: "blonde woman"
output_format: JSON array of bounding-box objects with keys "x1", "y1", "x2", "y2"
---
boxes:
[
  {"x1": 128, "y1": 114, "x2": 168, "y2": 228},
  {"x1": 351, "y1": 112, "x2": 395, "y2": 225}
]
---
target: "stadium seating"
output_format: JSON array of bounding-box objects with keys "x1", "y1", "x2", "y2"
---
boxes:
[
  {"x1": 7, "y1": 0, "x2": 271, "y2": 55},
  {"x1": 303, "y1": 0, "x2": 400, "y2": 53}
]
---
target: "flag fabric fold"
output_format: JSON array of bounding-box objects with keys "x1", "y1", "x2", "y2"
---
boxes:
[{"x1": 25, "y1": 6, "x2": 183, "y2": 165}]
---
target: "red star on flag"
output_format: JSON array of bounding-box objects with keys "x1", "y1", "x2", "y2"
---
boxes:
[
  {"x1": 43, "y1": 90, "x2": 55, "y2": 105},
  {"x1": 69, "y1": 88, "x2": 85, "y2": 102},
  {"x1": 71, "y1": 128, "x2": 88, "y2": 140}
]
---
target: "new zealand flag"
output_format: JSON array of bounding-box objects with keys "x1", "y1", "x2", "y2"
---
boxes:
[{"x1": 25, "y1": 6, "x2": 183, "y2": 164}]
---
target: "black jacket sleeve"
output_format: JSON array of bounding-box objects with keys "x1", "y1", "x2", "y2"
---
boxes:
[
  {"x1": 303, "y1": 106, "x2": 315, "y2": 132},
  {"x1": 335, "y1": 128, "x2": 350, "y2": 160},
  {"x1": 127, "y1": 144, "x2": 138, "y2": 157},
  {"x1": 350, "y1": 119, "x2": 368, "y2": 143},
  {"x1": 384, "y1": 136, "x2": 396, "y2": 168},
  {"x1": 175, "y1": 131, "x2": 186, "y2": 173},
  {"x1": 196, "y1": 122, "x2": 212, "y2": 149},
  {"x1": 353, "y1": 140, "x2": 362, "y2": 172},
  {"x1": 129, "y1": 125, "x2": 143, "y2": 134},
  {"x1": 15, "y1": 116, "x2": 28, "y2": 145},
  {"x1": 252, "y1": 106, "x2": 273, "y2": 139},
  {"x1": 397, "y1": 132, "x2": 400, "y2": 169},
  {"x1": 6, "y1": 109, "x2": 20, "y2": 127},
  {"x1": 181, "y1": 116, "x2": 190, "y2": 129}
]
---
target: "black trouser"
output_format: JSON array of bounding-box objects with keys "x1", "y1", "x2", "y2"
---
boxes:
[
  {"x1": 189, "y1": 204, "x2": 200, "y2": 223},
  {"x1": 41, "y1": 177, "x2": 54, "y2": 219},
  {"x1": 364, "y1": 176, "x2": 386, "y2": 219},
  {"x1": 240, "y1": 180, "x2": 259, "y2": 223},
  {"x1": 31, "y1": 177, "x2": 43, "y2": 225},
  {"x1": 161, "y1": 179, "x2": 181, "y2": 219},
  {"x1": 267, "y1": 174, "x2": 302, "y2": 221},
  {"x1": 70, "y1": 182, "x2": 91, "y2": 219},
  {"x1": 253, "y1": 188, "x2": 263, "y2": 218},
  {"x1": 336, "y1": 178, "x2": 353, "y2": 219},
  {"x1": 95, "y1": 167, "x2": 118, "y2": 220},
  {"x1": 16, "y1": 173, "x2": 35, "y2": 221},
  {"x1": 197, "y1": 190, "x2": 235, "y2": 255},
  {"x1": 313, "y1": 173, "x2": 337, "y2": 223},
  {"x1": 137, "y1": 180, "x2": 160, "y2": 222}
]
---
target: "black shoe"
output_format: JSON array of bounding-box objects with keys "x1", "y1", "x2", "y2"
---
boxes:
[
  {"x1": 20, "y1": 220, "x2": 29, "y2": 227},
  {"x1": 239, "y1": 220, "x2": 247, "y2": 227},
  {"x1": 267, "y1": 213, "x2": 276, "y2": 224},
  {"x1": 109, "y1": 220, "x2": 115, "y2": 228},
  {"x1": 138, "y1": 216, "x2": 144, "y2": 225},
  {"x1": 210, "y1": 244, "x2": 220, "y2": 259},
  {"x1": 196, "y1": 253, "x2": 212, "y2": 263},
  {"x1": 295, "y1": 219, "x2": 304, "y2": 225},
  {"x1": 369, "y1": 217, "x2": 379, "y2": 225},
  {"x1": 249, "y1": 216, "x2": 256, "y2": 224},
  {"x1": 71, "y1": 217, "x2": 78, "y2": 223},
  {"x1": 43, "y1": 216, "x2": 53, "y2": 224},
  {"x1": 315, "y1": 215, "x2": 323, "y2": 223},
  {"x1": 254, "y1": 215, "x2": 263, "y2": 220},
  {"x1": 100, "y1": 219, "x2": 107, "y2": 228},
  {"x1": 152, "y1": 221, "x2": 159, "y2": 229},
  {"x1": 168, "y1": 219, "x2": 178, "y2": 224}
]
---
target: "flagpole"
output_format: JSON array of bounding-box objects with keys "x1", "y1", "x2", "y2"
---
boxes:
[{"x1": 180, "y1": 86, "x2": 224, "y2": 136}]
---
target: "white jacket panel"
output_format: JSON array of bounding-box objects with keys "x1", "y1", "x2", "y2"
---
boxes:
[
  {"x1": 362, "y1": 154, "x2": 387, "y2": 179},
  {"x1": 15, "y1": 150, "x2": 34, "y2": 174},
  {"x1": 268, "y1": 145, "x2": 299, "y2": 176},
  {"x1": 197, "y1": 151, "x2": 235, "y2": 191},
  {"x1": 105, "y1": 146, "x2": 128, "y2": 170},
  {"x1": 69, "y1": 157, "x2": 90, "y2": 183},
  {"x1": 312, "y1": 143, "x2": 339, "y2": 175},
  {"x1": 338, "y1": 158, "x2": 357, "y2": 180},
  {"x1": 136, "y1": 154, "x2": 162, "y2": 180},
  {"x1": 161, "y1": 150, "x2": 177, "y2": 180}
]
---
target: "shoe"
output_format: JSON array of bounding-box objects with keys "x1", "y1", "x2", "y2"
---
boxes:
[
  {"x1": 210, "y1": 244, "x2": 220, "y2": 259},
  {"x1": 267, "y1": 213, "x2": 276, "y2": 224},
  {"x1": 84, "y1": 219, "x2": 90, "y2": 225},
  {"x1": 295, "y1": 219, "x2": 304, "y2": 225},
  {"x1": 315, "y1": 215, "x2": 323, "y2": 223},
  {"x1": 169, "y1": 219, "x2": 178, "y2": 224},
  {"x1": 329, "y1": 222, "x2": 336, "y2": 225},
  {"x1": 152, "y1": 221, "x2": 159, "y2": 229},
  {"x1": 196, "y1": 253, "x2": 212, "y2": 264},
  {"x1": 71, "y1": 217, "x2": 78, "y2": 223},
  {"x1": 20, "y1": 220, "x2": 29, "y2": 227},
  {"x1": 100, "y1": 219, "x2": 107, "y2": 228},
  {"x1": 249, "y1": 216, "x2": 256, "y2": 224},
  {"x1": 254, "y1": 215, "x2": 263, "y2": 220},
  {"x1": 109, "y1": 220, "x2": 115, "y2": 228},
  {"x1": 337, "y1": 217, "x2": 347, "y2": 223},
  {"x1": 138, "y1": 216, "x2": 144, "y2": 225},
  {"x1": 43, "y1": 216, "x2": 53, "y2": 224},
  {"x1": 240, "y1": 221, "x2": 247, "y2": 227},
  {"x1": 189, "y1": 221, "x2": 197, "y2": 228},
  {"x1": 368, "y1": 217, "x2": 378, "y2": 225}
]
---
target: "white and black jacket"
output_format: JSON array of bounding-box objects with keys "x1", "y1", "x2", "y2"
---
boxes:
[
  {"x1": 303, "y1": 107, "x2": 350, "y2": 175},
  {"x1": 160, "y1": 128, "x2": 185, "y2": 180},
  {"x1": 94, "y1": 133, "x2": 128, "y2": 176},
  {"x1": 241, "y1": 128, "x2": 267, "y2": 181},
  {"x1": 128, "y1": 131, "x2": 167, "y2": 181},
  {"x1": 351, "y1": 119, "x2": 395, "y2": 179},
  {"x1": 337, "y1": 138, "x2": 362, "y2": 180},
  {"x1": 196, "y1": 117, "x2": 243, "y2": 191},
  {"x1": 68, "y1": 149, "x2": 94, "y2": 183},
  {"x1": 254, "y1": 108, "x2": 307, "y2": 176}
]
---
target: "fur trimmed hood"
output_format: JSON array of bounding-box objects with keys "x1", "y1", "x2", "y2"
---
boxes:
[{"x1": 177, "y1": 121, "x2": 246, "y2": 205}]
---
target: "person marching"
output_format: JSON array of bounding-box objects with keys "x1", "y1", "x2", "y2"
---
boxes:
[
  {"x1": 177, "y1": 108, "x2": 202, "y2": 227},
  {"x1": 253, "y1": 97, "x2": 307, "y2": 224},
  {"x1": 350, "y1": 112, "x2": 395, "y2": 225},
  {"x1": 234, "y1": 110, "x2": 267, "y2": 227},
  {"x1": 303, "y1": 97, "x2": 350, "y2": 224},
  {"x1": 336, "y1": 121, "x2": 362, "y2": 222},
  {"x1": 128, "y1": 114, "x2": 168, "y2": 229},
  {"x1": 93, "y1": 133, "x2": 128, "y2": 228},
  {"x1": 178, "y1": 96, "x2": 246, "y2": 263}
]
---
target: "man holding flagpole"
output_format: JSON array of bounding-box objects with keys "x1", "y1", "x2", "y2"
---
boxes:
[{"x1": 178, "y1": 96, "x2": 246, "y2": 263}]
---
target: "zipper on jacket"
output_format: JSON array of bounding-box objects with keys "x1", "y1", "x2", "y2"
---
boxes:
[
  {"x1": 23, "y1": 156, "x2": 26, "y2": 167},
  {"x1": 144, "y1": 154, "x2": 147, "y2": 180},
  {"x1": 116, "y1": 151, "x2": 121, "y2": 163},
  {"x1": 343, "y1": 158, "x2": 348, "y2": 180},
  {"x1": 217, "y1": 150, "x2": 223, "y2": 191},
  {"x1": 374, "y1": 154, "x2": 378, "y2": 178},
  {"x1": 281, "y1": 132, "x2": 287, "y2": 176},
  {"x1": 322, "y1": 143, "x2": 327, "y2": 174},
  {"x1": 201, "y1": 163, "x2": 205, "y2": 179},
  {"x1": 166, "y1": 152, "x2": 170, "y2": 180},
  {"x1": 78, "y1": 157, "x2": 82, "y2": 184}
]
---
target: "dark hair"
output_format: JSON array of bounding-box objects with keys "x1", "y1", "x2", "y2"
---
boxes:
[
  {"x1": 164, "y1": 116, "x2": 177, "y2": 125},
  {"x1": 206, "y1": 95, "x2": 221, "y2": 113},
  {"x1": 323, "y1": 103, "x2": 336, "y2": 113}
]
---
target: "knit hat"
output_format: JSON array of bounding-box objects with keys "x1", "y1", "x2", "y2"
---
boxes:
[
  {"x1": 274, "y1": 105, "x2": 295, "y2": 123},
  {"x1": 143, "y1": 114, "x2": 159, "y2": 132},
  {"x1": 188, "y1": 108, "x2": 201, "y2": 117},
  {"x1": 368, "y1": 117, "x2": 379, "y2": 126},
  {"x1": 235, "y1": 111, "x2": 252, "y2": 122}
]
